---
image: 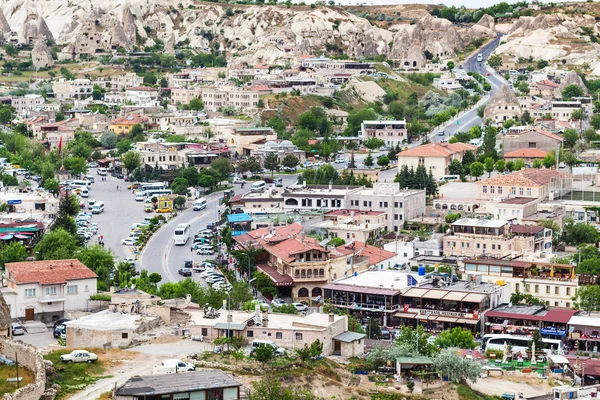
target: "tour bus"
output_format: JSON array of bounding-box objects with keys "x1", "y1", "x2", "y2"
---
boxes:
[
  {"x1": 173, "y1": 223, "x2": 191, "y2": 245},
  {"x1": 193, "y1": 198, "x2": 207, "y2": 211},
  {"x1": 140, "y1": 182, "x2": 167, "y2": 192},
  {"x1": 481, "y1": 334, "x2": 564, "y2": 355},
  {"x1": 438, "y1": 175, "x2": 461, "y2": 183},
  {"x1": 92, "y1": 201, "x2": 105, "y2": 214},
  {"x1": 143, "y1": 189, "x2": 173, "y2": 198}
]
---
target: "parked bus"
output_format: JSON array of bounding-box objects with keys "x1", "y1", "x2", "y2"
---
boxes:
[
  {"x1": 481, "y1": 334, "x2": 563, "y2": 355},
  {"x1": 143, "y1": 189, "x2": 173, "y2": 198},
  {"x1": 173, "y1": 223, "x2": 191, "y2": 245},
  {"x1": 140, "y1": 182, "x2": 168, "y2": 192}
]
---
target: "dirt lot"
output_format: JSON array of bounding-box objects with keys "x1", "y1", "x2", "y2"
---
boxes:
[{"x1": 471, "y1": 375, "x2": 554, "y2": 398}]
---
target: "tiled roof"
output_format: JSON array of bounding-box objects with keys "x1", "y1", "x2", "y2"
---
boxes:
[
  {"x1": 503, "y1": 148, "x2": 549, "y2": 158},
  {"x1": 110, "y1": 115, "x2": 147, "y2": 125},
  {"x1": 478, "y1": 168, "x2": 567, "y2": 187},
  {"x1": 537, "y1": 80, "x2": 559, "y2": 88},
  {"x1": 398, "y1": 142, "x2": 477, "y2": 158},
  {"x1": 533, "y1": 128, "x2": 563, "y2": 142},
  {"x1": 510, "y1": 224, "x2": 544, "y2": 234},
  {"x1": 6, "y1": 259, "x2": 97, "y2": 285},
  {"x1": 336, "y1": 241, "x2": 396, "y2": 266}
]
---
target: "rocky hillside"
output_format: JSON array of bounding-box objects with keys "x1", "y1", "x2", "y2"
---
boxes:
[{"x1": 0, "y1": 0, "x2": 492, "y2": 65}]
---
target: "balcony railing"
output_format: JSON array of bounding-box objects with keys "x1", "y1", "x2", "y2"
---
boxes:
[
  {"x1": 293, "y1": 274, "x2": 327, "y2": 281},
  {"x1": 328, "y1": 299, "x2": 400, "y2": 312}
]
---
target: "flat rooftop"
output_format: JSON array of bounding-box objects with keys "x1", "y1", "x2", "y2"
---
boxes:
[
  {"x1": 241, "y1": 189, "x2": 282, "y2": 199},
  {"x1": 116, "y1": 370, "x2": 241, "y2": 396},
  {"x1": 437, "y1": 182, "x2": 477, "y2": 200},
  {"x1": 501, "y1": 197, "x2": 537, "y2": 205},
  {"x1": 283, "y1": 185, "x2": 359, "y2": 196},
  {"x1": 334, "y1": 270, "x2": 424, "y2": 291},
  {"x1": 489, "y1": 303, "x2": 545, "y2": 316},
  {"x1": 189, "y1": 310, "x2": 343, "y2": 331},
  {"x1": 65, "y1": 310, "x2": 158, "y2": 331},
  {"x1": 453, "y1": 218, "x2": 508, "y2": 228},
  {"x1": 418, "y1": 278, "x2": 502, "y2": 294},
  {"x1": 313, "y1": 221, "x2": 382, "y2": 231}
]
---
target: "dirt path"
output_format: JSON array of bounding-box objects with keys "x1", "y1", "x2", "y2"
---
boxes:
[{"x1": 470, "y1": 376, "x2": 552, "y2": 398}]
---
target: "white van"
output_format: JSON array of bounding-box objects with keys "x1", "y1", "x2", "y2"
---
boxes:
[
  {"x1": 251, "y1": 340, "x2": 286, "y2": 356},
  {"x1": 97, "y1": 168, "x2": 107, "y2": 176},
  {"x1": 134, "y1": 192, "x2": 145, "y2": 201},
  {"x1": 72, "y1": 180, "x2": 91, "y2": 189},
  {"x1": 477, "y1": 53, "x2": 483, "y2": 62},
  {"x1": 153, "y1": 359, "x2": 196, "y2": 374},
  {"x1": 250, "y1": 181, "x2": 266, "y2": 193},
  {"x1": 193, "y1": 198, "x2": 207, "y2": 211},
  {"x1": 439, "y1": 175, "x2": 461, "y2": 183},
  {"x1": 92, "y1": 201, "x2": 105, "y2": 214},
  {"x1": 80, "y1": 188, "x2": 89, "y2": 198}
]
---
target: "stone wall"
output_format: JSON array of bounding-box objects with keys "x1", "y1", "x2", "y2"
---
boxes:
[{"x1": 0, "y1": 340, "x2": 47, "y2": 400}]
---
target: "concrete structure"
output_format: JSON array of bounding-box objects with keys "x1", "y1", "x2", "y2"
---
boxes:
[
  {"x1": 0, "y1": 187, "x2": 58, "y2": 222},
  {"x1": 1, "y1": 259, "x2": 97, "y2": 322},
  {"x1": 483, "y1": 84, "x2": 522, "y2": 124},
  {"x1": 251, "y1": 140, "x2": 306, "y2": 165},
  {"x1": 229, "y1": 188, "x2": 284, "y2": 215},
  {"x1": 189, "y1": 309, "x2": 364, "y2": 357},
  {"x1": 315, "y1": 209, "x2": 387, "y2": 243},
  {"x1": 464, "y1": 258, "x2": 577, "y2": 308},
  {"x1": 477, "y1": 168, "x2": 568, "y2": 202},
  {"x1": 115, "y1": 370, "x2": 242, "y2": 400},
  {"x1": 301, "y1": 57, "x2": 372, "y2": 74},
  {"x1": 484, "y1": 303, "x2": 577, "y2": 338},
  {"x1": 110, "y1": 73, "x2": 144, "y2": 91},
  {"x1": 11, "y1": 94, "x2": 44, "y2": 115},
  {"x1": 502, "y1": 129, "x2": 562, "y2": 155},
  {"x1": 125, "y1": 86, "x2": 160, "y2": 106},
  {"x1": 52, "y1": 78, "x2": 93, "y2": 101},
  {"x1": 282, "y1": 184, "x2": 360, "y2": 213},
  {"x1": 109, "y1": 114, "x2": 148, "y2": 135},
  {"x1": 531, "y1": 79, "x2": 560, "y2": 99},
  {"x1": 64, "y1": 309, "x2": 159, "y2": 348},
  {"x1": 348, "y1": 183, "x2": 426, "y2": 233},
  {"x1": 383, "y1": 235, "x2": 444, "y2": 267},
  {"x1": 397, "y1": 142, "x2": 477, "y2": 181},
  {"x1": 360, "y1": 120, "x2": 407, "y2": 146},
  {"x1": 229, "y1": 127, "x2": 277, "y2": 156}
]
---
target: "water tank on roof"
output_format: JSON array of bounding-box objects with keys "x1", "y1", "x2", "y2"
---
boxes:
[{"x1": 418, "y1": 266, "x2": 426, "y2": 276}]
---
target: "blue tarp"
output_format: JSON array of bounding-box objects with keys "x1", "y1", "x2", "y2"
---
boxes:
[
  {"x1": 231, "y1": 231, "x2": 248, "y2": 237},
  {"x1": 227, "y1": 213, "x2": 252, "y2": 223}
]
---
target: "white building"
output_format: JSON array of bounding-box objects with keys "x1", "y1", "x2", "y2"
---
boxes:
[
  {"x1": 11, "y1": 94, "x2": 45, "y2": 115},
  {"x1": 53, "y1": 79, "x2": 93, "y2": 101},
  {"x1": 125, "y1": 87, "x2": 161, "y2": 106},
  {"x1": 110, "y1": 73, "x2": 144, "y2": 91},
  {"x1": 1, "y1": 259, "x2": 98, "y2": 322},
  {"x1": 361, "y1": 120, "x2": 407, "y2": 146}
]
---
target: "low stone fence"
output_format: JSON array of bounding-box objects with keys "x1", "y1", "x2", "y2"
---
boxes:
[{"x1": 0, "y1": 339, "x2": 47, "y2": 400}]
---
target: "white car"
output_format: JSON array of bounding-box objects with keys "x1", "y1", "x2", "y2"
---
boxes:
[
  {"x1": 196, "y1": 248, "x2": 215, "y2": 255},
  {"x1": 60, "y1": 350, "x2": 98, "y2": 363},
  {"x1": 305, "y1": 162, "x2": 313, "y2": 168},
  {"x1": 213, "y1": 282, "x2": 232, "y2": 291},
  {"x1": 233, "y1": 177, "x2": 246, "y2": 184},
  {"x1": 334, "y1": 157, "x2": 345, "y2": 163},
  {"x1": 293, "y1": 302, "x2": 308, "y2": 312},
  {"x1": 272, "y1": 299, "x2": 287, "y2": 307},
  {"x1": 122, "y1": 238, "x2": 136, "y2": 246}
]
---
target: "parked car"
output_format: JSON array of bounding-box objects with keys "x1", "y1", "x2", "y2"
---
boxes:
[
  {"x1": 156, "y1": 207, "x2": 172, "y2": 213},
  {"x1": 271, "y1": 298, "x2": 287, "y2": 307},
  {"x1": 178, "y1": 268, "x2": 192, "y2": 277},
  {"x1": 196, "y1": 248, "x2": 215, "y2": 255},
  {"x1": 293, "y1": 302, "x2": 308, "y2": 312},
  {"x1": 122, "y1": 238, "x2": 136, "y2": 246},
  {"x1": 11, "y1": 323, "x2": 24, "y2": 336},
  {"x1": 53, "y1": 318, "x2": 70, "y2": 330},
  {"x1": 144, "y1": 204, "x2": 153, "y2": 213},
  {"x1": 53, "y1": 324, "x2": 66, "y2": 338},
  {"x1": 60, "y1": 350, "x2": 98, "y2": 363}
]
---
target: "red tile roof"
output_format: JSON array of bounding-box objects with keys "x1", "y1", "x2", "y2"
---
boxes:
[
  {"x1": 537, "y1": 80, "x2": 559, "y2": 88},
  {"x1": 6, "y1": 259, "x2": 97, "y2": 285},
  {"x1": 336, "y1": 241, "x2": 396, "y2": 266},
  {"x1": 543, "y1": 308, "x2": 578, "y2": 324},
  {"x1": 398, "y1": 142, "x2": 477, "y2": 158},
  {"x1": 484, "y1": 310, "x2": 545, "y2": 321},
  {"x1": 110, "y1": 114, "x2": 147, "y2": 126},
  {"x1": 479, "y1": 168, "x2": 568, "y2": 187},
  {"x1": 510, "y1": 224, "x2": 544, "y2": 235},
  {"x1": 256, "y1": 263, "x2": 294, "y2": 286},
  {"x1": 504, "y1": 148, "x2": 549, "y2": 159}
]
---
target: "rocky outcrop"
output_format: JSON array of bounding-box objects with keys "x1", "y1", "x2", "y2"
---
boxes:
[
  {"x1": 23, "y1": 13, "x2": 53, "y2": 45},
  {"x1": 31, "y1": 37, "x2": 54, "y2": 69},
  {"x1": 466, "y1": 14, "x2": 496, "y2": 40},
  {"x1": 484, "y1": 84, "x2": 522, "y2": 123},
  {"x1": 558, "y1": 70, "x2": 588, "y2": 95},
  {"x1": 0, "y1": 8, "x2": 10, "y2": 36}
]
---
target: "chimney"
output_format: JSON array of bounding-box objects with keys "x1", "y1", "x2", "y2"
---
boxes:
[{"x1": 328, "y1": 314, "x2": 335, "y2": 323}]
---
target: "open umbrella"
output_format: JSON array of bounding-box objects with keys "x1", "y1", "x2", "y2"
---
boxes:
[
  {"x1": 1, "y1": 234, "x2": 13, "y2": 240},
  {"x1": 502, "y1": 341, "x2": 509, "y2": 364}
]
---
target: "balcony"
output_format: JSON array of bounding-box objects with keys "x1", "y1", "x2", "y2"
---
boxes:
[
  {"x1": 328, "y1": 299, "x2": 399, "y2": 313},
  {"x1": 293, "y1": 274, "x2": 327, "y2": 282}
]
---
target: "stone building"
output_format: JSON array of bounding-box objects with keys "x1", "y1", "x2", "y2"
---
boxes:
[
  {"x1": 483, "y1": 84, "x2": 522, "y2": 124},
  {"x1": 31, "y1": 37, "x2": 54, "y2": 70}
]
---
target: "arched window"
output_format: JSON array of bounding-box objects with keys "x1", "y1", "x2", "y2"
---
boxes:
[
  {"x1": 458, "y1": 205, "x2": 464, "y2": 211},
  {"x1": 435, "y1": 203, "x2": 441, "y2": 209},
  {"x1": 298, "y1": 288, "x2": 309, "y2": 298},
  {"x1": 313, "y1": 268, "x2": 318, "y2": 277},
  {"x1": 450, "y1": 204, "x2": 457, "y2": 210},
  {"x1": 301, "y1": 270, "x2": 306, "y2": 278},
  {"x1": 285, "y1": 199, "x2": 298, "y2": 206},
  {"x1": 312, "y1": 287, "x2": 322, "y2": 297},
  {"x1": 307, "y1": 269, "x2": 312, "y2": 278},
  {"x1": 442, "y1": 204, "x2": 448, "y2": 210},
  {"x1": 295, "y1": 270, "x2": 300, "y2": 278},
  {"x1": 319, "y1": 268, "x2": 324, "y2": 276}
]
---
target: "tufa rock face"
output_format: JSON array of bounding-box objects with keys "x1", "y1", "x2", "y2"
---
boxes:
[
  {"x1": 484, "y1": 84, "x2": 522, "y2": 122},
  {"x1": 31, "y1": 37, "x2": 54, "y2": 69},
  {"x1": 0, "y1": 8, "x2": 10, "y2": 36},
  {"x1": 23, "y1": 13, "x2": 54, "y2": 46},
  {"x1": 558, "y1": 70, "x2": 588, "y2": 95}
]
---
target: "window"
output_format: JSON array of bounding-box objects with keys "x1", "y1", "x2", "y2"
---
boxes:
[
  {"x1": 121, "y1": 332, "x2": 128, "y2": 339},
  {"x1": 527, "y1": 188, "x2": 532, "y2": 196},
  {"x1": 546, "y1": 286, "x2": 550, "y2": 294},
  {"x1": 492, "y1": 244, "x2": 496, "y2": 250},
  {"x1": 566, "y1": 287, "x2": 571, "y2": 296},
  {"x1": 534, "y1": 285, "x2": 539, "y2": 293},
  {"x1": 276, "y1": 332, "x2": 283, "y2": 339},
  {"x1": 566, "y1": 302, "x2": 570, "y2": 308},
  {"x1": 515, "y1": 283, "x2": 520, "y2": 292},
  {"x1": 490, "y1": 186, "x2": 495, "y2": 194},
  {"x1": 202, "y1": 328, "x2": 208, "y2": 336},
  {"x1": 363, "y1": 201, "x2": 367, "y2": 207},
  {"x1": 483, "y1": 186, "x2": 487, "y2": 193},
  {"x1": 379, "y1": 202, "x2": 383, "y2": 208},
  {"x1": 498, "y1": 187, "x2": 503, "y2": 194},
  {"x1": 528, "y1": 142, "x2": 536, "y2": 148},
  {"x1": 519, "y1": 187, "x2": 524, "y2": 196},
  {"x1": 296, "y1": 332, "x2": 303, "y2": 340},
  {"x1": 247, "y1": 331, "x2": 254, "y2": 338},
  {"x1": 511, "y1": 187, "x2": 516, "y2": 195},
  {"x1": 554, "y1": 301, "x2": 558, "y2": 306},
  {"x1": 384, "y1": 202, "x2": 388, "y2": 207},
  {"x1": 555, "y1": 287, "x2": 559, "y2": 295},
  {"x1": 45, "y1": 287, "x2": 56, "y2": 295},
  {"x1": 525, "y1": 284, "x2": 530, "y2": 292},
  {"x1": 394, "y1": 202, "x2": 398, "y2": 207},
  {"x1": 498, "y1": 245, "x2": 501, "y2": 250},
  {"x1": 24, "y1": 288, "x2": 35, "y2": 297},
  {"x1": 85, "y1": 285, "x2": 89, "y2": 292},
  {"x1": 67, "y1": 285, "x2": 78, "y2": 294},
  {"x1": 476, "y1": 243, "x2": 480, "y2": 249}
]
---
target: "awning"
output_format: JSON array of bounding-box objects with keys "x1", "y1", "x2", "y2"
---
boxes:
[
  {"x1": 39, "y1": 298, "x2": 65, "y2": 303},
  {"x1": 256, "y1": 264, "x2": 294, "y2": 287},
  {"x1": 421, "y1": 290, "x2": 447, "y2": 300},
  {"x1": 418, "y1": 314, "x2": 437, "y2": 321},
  {"x1": 214, "y1": 322, "x2": 246, "y2": 331},
  {"x1": 14, "y1": 235, "x2": 29, "y2": 239},
  {"x1": 548, "y1": 354, "x2": 569, "y2": 364},
  {"x1": 441, "y1": 291, "x2": 468, "y2": 302},
  {"x1": 0, "y1": 234, "x2": 13, "y2": 240},
  {"x1": 436, "y1": 316, "x2": 458, "y2": 323},
  {"x1": 394, "y1": 312, "x2": 418, "y2": 319},
  {"x1": 402, "y1": 287, "x2": 430, "y2": 298},
  {"x1": 461, "y1": 293, "x2": 487, "y2": 303},
  {"x1": 456, "y1": 318, "x2": 479, "y2": 325}
]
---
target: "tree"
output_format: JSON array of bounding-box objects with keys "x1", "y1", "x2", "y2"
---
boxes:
[
  {"x1": 484, "y1": 157, "x2": 495, "y2": 177},
  {"x1": 189, "y1": 97, "x2": 204, "y2": 111},
  {"x1": 364, "y1": 151, "x2": 374, "y2": 168},
  {"x1": 100, "y1": 132, "x2": 118, "y2": 148},
  {"x1": 77, "y1": 245, "x2": 116, "y2": 289},
  {"x1": 563, "y1": 129, "x2": 579, "y2": 148},
  {"x1": 573, "y1": 285, "x2": 600, "y2": 312},
  {"x1": 446, "y1": 60, "x2": 455, "y2": 71},
  {"x1": 396, "y1": 325, "x2": 437, "y2": 357},
  {"x1": 562, "y1": 84, "x2": 585, "y2": 101},
  {"x1": 131, "y1": 124, "x2": 144, "y2": 137},
  {"x1": 434, "y1": 348, "x2": 483, "y2": 384},
  {"x1": 487, "y1": 54, "x2": 503, "y2": 69},
  {"x1": 363, "y1": 137, "x2": 385, "y2": 150},
  {"x1": 494, "y1": 159, "x2": 505, "y2": 173},
  {"x1": 263, "y1": 152, "x2": 280, "y2": 177},
  {"x1": 4, "y1": 44, "x2": 18, "y2": 57},
  {"x1": 591, "y1": 114, "x2": 600, "y2": 130},
  {"x1": 296, "y1": 344, "x2": 312, "y2": 363},
  {"x1": 281, "y1": 154, "x2": 299, "y2": 169},
  {"x1": 122, "y1": 151, "x2": 141, "y2": 174},
  {"x1": 34, "y1": 229, "x2": 78, "y2": 260},
  {"x1": 513, "y1": 158, "x2": 526, "y2": 171},
  {"x1": 469, "y1": 161, "x2": 484, "y2": 180},
  {"x1": 210, "y1": 158, "x2": 233, "y2": 182},
  {"x1": 561, "y1": 150, "x2": 578, "y2": 172},
  {"x1": 309, "y1": 339, "x2": 323, "y2": 359},
  {"x1": 229, "y1": 281, "x2": 253, "y2": 310},
  {"x1": 448, "y1": 159, "x2": 463, "y2": 176},
  {"x1": 173, "y1": 196, "x2": 186, "y2": 209},
  {"x1": 533, "y1": 159, "x2": 543, "y2": 169},
  {"x1": 44, "y1": 178, "x2": 60, "y2": 195},
  {"x1": 543, "y1": 153, "x2": 555, "y2": 169},
  {"x1": 117, "y1": 139, "x2": 132, "y2": 154},
  {"x1": 170, "y1": 177, "x2": 190, "y2": 195},
  {"x1": 0, "y1": 242, "x2": 27, "y2": 268},
  {"x1": 481, "y1": 125, "x2": 497, "y2": 160},
  {"x1": 537, "y1": 59, "x2": 548, "y2": 70},
  {"x1": 434, "y1": 327, "x2": 477, "y2": 349},
  {"x1": 143, "y1": 73, "x2": 157, "y2": 86},
  {"x1": 366, "y1": 317, "x2": 382, "y2": 339},
  {"x1": 254, "y1": 344, "x2": 275, "y2": 368},
  {"x1": 62, "y1": 157, "x2": 88, "y2": 176},
  {"x1": 462, "y1": 150, "x2": 475, "y2": 166},
  {"x1": 563, "y1": 219, "x2": 599, "y2": 245},
  {"x1": 377, "y1": 155, "x2": 390, "y2": 167},
  {"x1": 348, "y1": 153, "x2": 356, "y2": 168},
  {"x1": 182, "y1": 166, "x2": 200, "y2": 187}
]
